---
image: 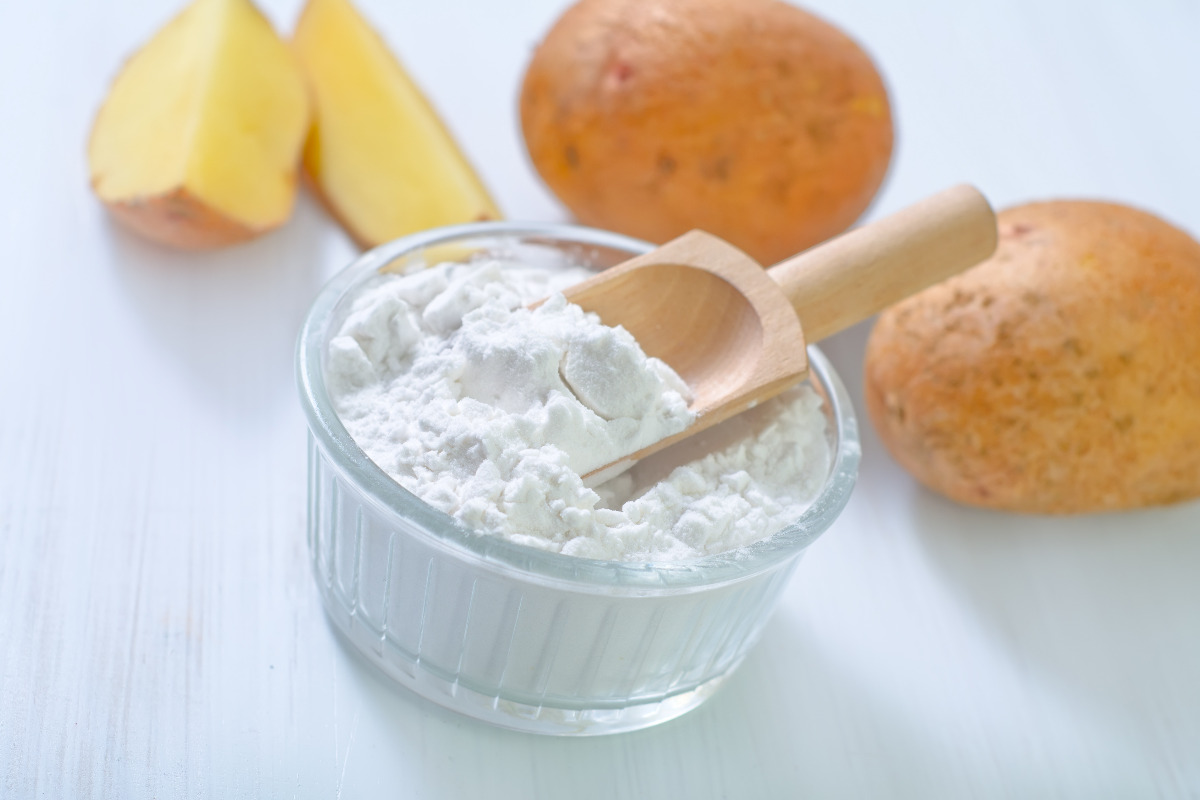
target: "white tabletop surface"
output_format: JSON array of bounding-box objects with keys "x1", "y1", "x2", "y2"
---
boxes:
[{"x1": 3, "y1": 0, "x2": 1199, "y2": 797}]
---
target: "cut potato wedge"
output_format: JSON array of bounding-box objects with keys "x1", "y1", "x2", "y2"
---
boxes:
[
  {"x1": 88, "y1": 0, "x2": 309, "y2": 249},
  {"x1": 293, "y1": 0, "x2": 500, "y2": 248}
]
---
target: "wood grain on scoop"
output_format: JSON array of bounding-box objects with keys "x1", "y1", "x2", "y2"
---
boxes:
[{"x1": 865, "y1": 201, "x2": 1200, "y2": 513}]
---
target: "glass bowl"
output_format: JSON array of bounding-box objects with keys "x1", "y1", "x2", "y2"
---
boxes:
[{"x1": 296, "y1": 222, "x2": 860, "y2": 736}]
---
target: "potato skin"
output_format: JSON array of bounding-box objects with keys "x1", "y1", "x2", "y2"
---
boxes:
[
  {"x1": 519, "y1": 0, "x2": 893, "y2": 265},
  {"x1": 864, "y1": 201, "x2": 1200, "y2": 514},
  {"x1": 101, "y1": 188, "x2": 268, "y2": 250}
]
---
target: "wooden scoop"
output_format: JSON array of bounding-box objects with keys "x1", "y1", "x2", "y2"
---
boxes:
[{"x1": 561, "y1": 184, "x2": 998, "y2": 483}]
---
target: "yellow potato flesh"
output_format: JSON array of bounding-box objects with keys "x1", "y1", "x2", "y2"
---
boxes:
[
  {"x1": 293, "y1": 0, "x2": 500, "y2": 248},
  {"x1": 88, "y1": 0, "x2": 309, "y2": 241}
]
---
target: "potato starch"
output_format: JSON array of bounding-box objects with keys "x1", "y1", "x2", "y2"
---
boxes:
[{"x1": 326, "y1": 258, "x2": 832, "y2": 562}]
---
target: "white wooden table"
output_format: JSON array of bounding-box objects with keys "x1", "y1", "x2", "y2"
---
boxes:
[{"x1": 3, "y1": 0, "x2": 1198, "y2": 796}]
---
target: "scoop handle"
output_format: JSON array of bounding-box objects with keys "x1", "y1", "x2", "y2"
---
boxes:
[{"x1": 767, "y1": 184, "x2": 998, "y2": 343}]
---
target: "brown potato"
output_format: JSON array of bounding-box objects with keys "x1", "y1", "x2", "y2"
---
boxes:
[
  {"x1": 864, "y1": 201, "x2": 1200, "y2": 513},
  {"x1": 519, "y1": 0, "x2": 893, "y2": 265}
]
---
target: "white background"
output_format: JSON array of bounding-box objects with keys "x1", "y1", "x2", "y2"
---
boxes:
[{"x1": 2, "y1": 0, "x2": 1199, "y2": 797}]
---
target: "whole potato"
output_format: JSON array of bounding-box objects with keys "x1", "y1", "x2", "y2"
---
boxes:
[
  {"x1": 519, "y1": 0, "x2": 893, "y2": 265},
  {"x1": 865, "y1": 201, "x2": 1200, "y2": 513}
]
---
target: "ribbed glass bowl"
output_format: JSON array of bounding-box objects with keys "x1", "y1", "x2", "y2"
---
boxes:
[{"x1": 296, "y1": 222, "x2": 860, "y2": 735}]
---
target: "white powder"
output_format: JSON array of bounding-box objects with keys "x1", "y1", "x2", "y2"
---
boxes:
[{"x1": 326, "y1": 257, "x2": 832, "y2": 562}]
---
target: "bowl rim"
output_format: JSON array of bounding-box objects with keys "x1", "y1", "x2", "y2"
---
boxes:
[{"x1": 296, "y1": 221, "x2": 861, "y2": 590}]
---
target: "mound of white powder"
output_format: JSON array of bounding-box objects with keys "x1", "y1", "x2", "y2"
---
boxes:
[{"x1": 326, "y1": 257, "x2": 832, "y2": 562}]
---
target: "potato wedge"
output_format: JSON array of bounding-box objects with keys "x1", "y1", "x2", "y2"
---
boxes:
[
  {"x1": 88, "y1": 0, "x2": 310, "y2": 249},
  {"x1": 293, "y1": 0, "x2": 500, "y2": 249}
]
